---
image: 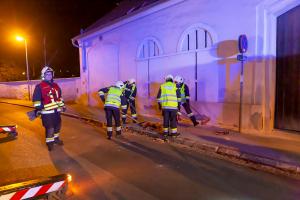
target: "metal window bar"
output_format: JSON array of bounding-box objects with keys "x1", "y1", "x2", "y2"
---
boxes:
[
  {"x1": 196, "y1": 29, "x2": 198, "y2": 50},
  {"x1": 205, "y1": 30, "x2": 207, "y2": 48},
  {"x1": 187, "y1": 34, "x2": 190, "y2": 51}
]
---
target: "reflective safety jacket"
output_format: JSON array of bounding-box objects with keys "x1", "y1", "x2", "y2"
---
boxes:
[
  {"x1": 177, "y1": 83, "x2": 190, "y2": 103},
  {"x1": 32, "y1": 81, "x2": 65, "y2": 114},
  {"x1": 98, "y1": 86, "x2": 127, "y2": 110},
  {"x1": 157, "y1": 81, "x2": 181, "y2": 110},
  {"x1": 123, "y1": 81, "x2": 137, "y2": 100}
]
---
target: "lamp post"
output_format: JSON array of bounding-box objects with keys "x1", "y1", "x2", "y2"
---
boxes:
[{"x1": 16, "y1": 36, "x2": 31, "y2": 100}]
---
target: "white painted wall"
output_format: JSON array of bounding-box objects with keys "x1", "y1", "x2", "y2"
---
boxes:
[
  {"x1": 0, "y1": 78, "x2": 80, "y2": 102},
  {"x1": 75, "y1": 0, "x2": 300, "y2": 134}
]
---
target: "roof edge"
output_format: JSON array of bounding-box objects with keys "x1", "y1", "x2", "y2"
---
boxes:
[{"x1": 72, "y1": 0, "x2": 185, "y2": 43}]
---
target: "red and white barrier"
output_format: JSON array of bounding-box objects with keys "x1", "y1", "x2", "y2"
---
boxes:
[
  {"x1": 0, "y1": 180, "x2": 65, "y2": 200},
  {"x1": 0, "y1": 126, "x2": 17, "y2": 133}
]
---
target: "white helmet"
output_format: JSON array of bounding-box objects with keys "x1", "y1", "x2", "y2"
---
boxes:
[
  {"x1": 164, "y1": 74, "x2": 173, "y2": 81},
  {"x1": 174, "y1": 75, "x2": 184, "y2": 84},
  {"x1": 128, "y1": 78, "x2": 136, "y2": 84},
  {"x1": 41, "y1": 66, "x2": 54, "y2": 80},
  {"x1": 115, "y1": 81, "x2": 125, "y2": 89}
]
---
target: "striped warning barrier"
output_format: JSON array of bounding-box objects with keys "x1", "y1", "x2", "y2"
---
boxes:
[
  {"x1": 0, "y1": 174, "x2": 69, "y2": 200},
  {"x1": 0, "y1": 126, "x2": 17, "y2": 133}
]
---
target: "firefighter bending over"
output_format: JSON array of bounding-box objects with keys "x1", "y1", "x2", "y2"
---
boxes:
[
  {"x1": 122, "y1": 78, "x2": 137, "y2": 124},
  {"x1": 174, "y1": 75, "x2": 210, "y2": 126},
  {"x1": 98, "y1": 81, "x2": 127, "y2": 139}
]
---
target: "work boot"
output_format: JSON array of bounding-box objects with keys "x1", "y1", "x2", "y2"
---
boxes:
[
  {"x1": 171, "y1": 132, "x2": 180, "y2": 137},
  {"x1": 193, "y1": 121, "x2": 200, "y2": 127},
  {"x1": 161, "y1": 133, "x2": 168, "y2": 141},
  {"x1": 191, "y1": 116, "x2": 199, "y2": 127},
  {"x1": 116, "y1": 131, "x2": 122, "y2": 136},
  {"x1": 107, "y1": 132, "x2": 112, "y2": 140},
  {"x1": 47, "y1": 143, "x2": 54, "y2": 151},
  {"x1": 55, "y1": 138, "x2": 64, "y2": 146}
]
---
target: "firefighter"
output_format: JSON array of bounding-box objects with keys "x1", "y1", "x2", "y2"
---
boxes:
[
  {"x1": 157, "y1": 74, "x2": 181, "y2": 138},
  {"x1": 32, "y1": 66, "x2": 66, "y2": 151},
  {"x1": 122, "y1": 78, "x2": 137, "y2": 124},
  {"x1": 98, "y1": 81, "x2": 127, "y2": 139},
  {"x1": 174, "y1": 75, "x2": 210, "y2": 126}
]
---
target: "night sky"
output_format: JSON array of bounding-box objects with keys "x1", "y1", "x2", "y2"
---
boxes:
[{"x1": 0, "y1": 0, "x2": 121, "y2": 79}]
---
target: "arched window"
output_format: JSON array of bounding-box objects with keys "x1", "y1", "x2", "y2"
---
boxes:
[
  {"x1": 178, "y1": 24, "x2": 217, "y2": 52},
  {"x1": 137, "y1": 38, "x2": 162, "y2": 59}
]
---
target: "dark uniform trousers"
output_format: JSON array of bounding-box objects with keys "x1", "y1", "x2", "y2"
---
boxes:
[
  {"x1": 105, "y1": 107, "x2": 121, "y2": 137},
  {"x1": 41, "y1": 111, "x2": 61, "y2": 144},
  {"x1": 122, "y1": 100, "x2": 137, "y2": 123},
  {"x1": 162, "y1": 109, "x2": 177, "y2": 135}
]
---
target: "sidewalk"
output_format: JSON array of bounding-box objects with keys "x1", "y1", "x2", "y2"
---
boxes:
[{"x1": 1, "y1": 98, "x2": 300, "y2": 176}]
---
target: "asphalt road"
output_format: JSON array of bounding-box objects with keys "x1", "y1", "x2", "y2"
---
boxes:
[{"x1": 0, "y1": 103, "x2": 300, "y2": 200}]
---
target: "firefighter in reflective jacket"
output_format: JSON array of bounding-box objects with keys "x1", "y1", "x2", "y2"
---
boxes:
[
  {"x1": 98, "y1": 81, "x2": 127, "y2": 139},
  {"x1": 157, "y1": 75, "x2": 181, "y2": 137},
  {"x1": 32, "y1": 66, "x2": 65, "y2": 151},
  {"x1": 174, "y1": 75, "x2": 210, "y2": 126},
  {"x1": 122, "y1": 78, "x2": 137, "y2": 124}
]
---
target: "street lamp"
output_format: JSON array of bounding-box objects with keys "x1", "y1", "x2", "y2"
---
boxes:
[{"x1": 16, "y1": 35, "x2": 31, "y2": 100}]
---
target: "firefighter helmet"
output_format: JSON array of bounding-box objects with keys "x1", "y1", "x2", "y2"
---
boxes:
[
  {"x1": 128, "y1": 78, "x2": 136, "y2": 84},
  {"x1": 164, "y1": 74, "x2": 173, "y2": 81},
  {"x1": 41, "y1": 66, "x2": 54, "y2": 80},
  {"x1": 174, "y1": 75, "x2": 184, "y2": 84},
  {"x1": 115, "y1": 81, "x2": 125, "y2": 89}
]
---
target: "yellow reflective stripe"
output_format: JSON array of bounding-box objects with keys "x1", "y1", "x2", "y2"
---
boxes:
[
  {"x1": 41, "y1": 110, "x2": 55, "y2": 114},
  {"x1": 160, "y1": 94, "x2": 177, "y2": 98},
  {"x1": 44, "y1": 105, "x2": 60, "y2": 110},
  {"x1": 116, "y1": 126, "x2": 121, "y2": 131},
  {"x1": 121, "y1": 105, "x2": 127, "y2": 109},
  {"x1": 33, "y1": 101, "x2": 41, "y2": 106},
  {"x1": 44, "y1": 102, "x2": 57, "y2": 107},
  {"x1": 46, "y1": 137, "x2": 55, "y2": 142},
  {"x1": 104, "y1": 104, "x2": 120, "y2": 108},
  {"x1": 171, "y1": 128, "x2": 177, "y2": 133},
  {"x1": 107, "y1": 127, "x2": 113, "y2": 131},
  {"x1": 54, "y1": 133, "x2": 60, "y2": 138},
  {"x1": 162, "y1": 106, "x2": 178, "y2": 110},
  {"x1": 160, "y1": 100, "x2": 178, "y2": 103}
]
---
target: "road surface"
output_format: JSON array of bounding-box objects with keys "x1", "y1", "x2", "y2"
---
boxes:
[{"x1": 0, "y1": 103, "x2": 299, "y2": 199}]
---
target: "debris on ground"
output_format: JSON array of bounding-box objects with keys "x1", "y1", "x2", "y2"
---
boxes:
[{"x1": 216, "y1": 130, "x2": 230, "y2": 135}]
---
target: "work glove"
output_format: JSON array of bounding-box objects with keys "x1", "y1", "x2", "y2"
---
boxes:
[
  {"x1": 176, "y1": 111, "x2": 182, "y2": 121},
  {"x1": 62, "y1": 106, "x2": 67, "y2": 112},
  {"x1": 100, "y1": 96, "x2": 105, "y2": 103},
  {"x1": 186, "y1": 99, "x2": 190, "y2": 104},
  {"x1": 158, "y1": 103, "x2": 162, "y2": 110},
  {"x1": 129, "y1": 96, "x2": 135, "y2": 101},
  {"x1": 34, "y1": 109, "x2": 41, "y2": 117}
]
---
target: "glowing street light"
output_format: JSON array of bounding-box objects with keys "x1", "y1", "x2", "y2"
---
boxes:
[{"x1": 16, "y1": 35, "x2": 31, "y2": 100}]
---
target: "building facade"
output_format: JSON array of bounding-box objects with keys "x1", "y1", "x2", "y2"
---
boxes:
[{"x1": 72, "y1": 0, "x2": 300, "y2": 134}]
